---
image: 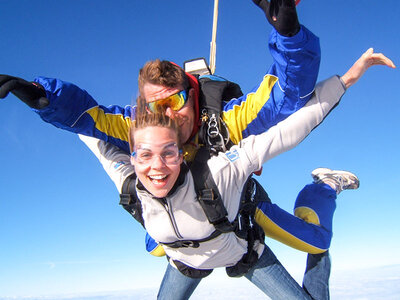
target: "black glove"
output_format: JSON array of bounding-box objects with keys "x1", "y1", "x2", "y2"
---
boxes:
[
  {"x1": 252, "y1": 0, "x2": 300, "y2": 37},
  {"x1": 0, "y1": 75, "x2": 49, "y2": 109}
]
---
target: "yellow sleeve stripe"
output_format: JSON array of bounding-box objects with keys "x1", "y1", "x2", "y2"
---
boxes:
[
  {"x1": 86, "y1": 107, "x2": 131, "y2": 142},
  {"x1": 222, "y1": 75, "x2": 278, "y2": 145},
  {"x1": 254, "y1": 207, "x2": 327, "y2": 254},
  {"x1": 150, "y1": 245, "x2": 166, "y2": 257}
]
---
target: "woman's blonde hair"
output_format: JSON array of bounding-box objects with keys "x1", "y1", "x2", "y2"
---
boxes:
[{"x1": 129, "y1": 96, "x2": 181, "y2": 153}]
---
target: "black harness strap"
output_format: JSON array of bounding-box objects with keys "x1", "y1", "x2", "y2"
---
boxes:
[
  {"x1": 190, "y1": 147, "x2": 235, "y2": 233},
  {"x1": 119, "y1": 173, "x2": 145, "y2": 227},
  {"x1": 160, "y1": 230, "x2": 222, "y2": 249}
]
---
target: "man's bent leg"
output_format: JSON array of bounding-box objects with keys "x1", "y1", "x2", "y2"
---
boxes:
[
  {"x1": 245, "y1": 245, "x2": 311, "y2": 300},
  {"x1": 157, "y1": 263, "x2": 202, "y2": 300}
]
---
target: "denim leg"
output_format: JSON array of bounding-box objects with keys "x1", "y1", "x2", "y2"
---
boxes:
[
  {"x1": 157, "y1": 263, "x2": 202, "y2": 300},
  {"x1": 303, "y1": 251, "x2": 331, "y2": 300},
  {"x1": 245, "y1": 245, "x2": 311, "y2": 300}
]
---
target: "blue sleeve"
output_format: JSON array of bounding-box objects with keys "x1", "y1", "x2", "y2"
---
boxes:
[
  {"x1": 145, "y1": 232, "x2": 166, "y2": 257},
  {"x1": 222, "y1": 25, "x2": 320, "y2": 143},
  {"x1": 32, "y1": 77, "x2": 133, "y2": 153},
  {"x1": 268, "y1": 25, "x2": 320, "y2": 105}
]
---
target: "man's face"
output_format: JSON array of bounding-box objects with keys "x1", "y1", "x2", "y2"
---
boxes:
[{"x1": 142, "y1": 82, "x2": 195, "y2": 144}]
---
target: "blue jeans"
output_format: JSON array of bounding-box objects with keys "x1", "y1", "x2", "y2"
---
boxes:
[
  {"x1": 157, "y1": 263, "x2": 202, "y2": 300},
  {"x1": 157, "y1": 245, "x2": 330, "y2": 300}
]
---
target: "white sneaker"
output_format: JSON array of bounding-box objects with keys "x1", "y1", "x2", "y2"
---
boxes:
[{"x1": 311, "y1": 167, "x2": 360, "y2": 194}]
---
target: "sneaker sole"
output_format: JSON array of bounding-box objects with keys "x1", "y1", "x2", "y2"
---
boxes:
[{"x1": 311, "y1": 167, "x2": 360, "y2": 189}]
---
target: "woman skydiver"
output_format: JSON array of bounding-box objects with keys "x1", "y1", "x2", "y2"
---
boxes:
[{"x1": 88, "y1": 75, "x2": 358, "y2": 299}]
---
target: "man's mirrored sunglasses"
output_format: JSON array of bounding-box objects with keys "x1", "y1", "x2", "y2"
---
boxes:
[{"x1": 146, "y1": 88, "x2": 190, "y2": 113}]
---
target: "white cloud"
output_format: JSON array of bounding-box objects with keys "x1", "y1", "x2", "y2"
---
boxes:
[
  {"x1": 330, "y1": 264, "x2": 400, "y2": 300},
  {"x1": 2, "y1": 265, "x2": 399, "y2": 300}
]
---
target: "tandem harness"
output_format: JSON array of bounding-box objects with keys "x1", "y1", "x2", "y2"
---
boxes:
[
  {"x1": 119, "y1": 161, "x2": 269, "y2": 279},
  {"x1": 119, "y1": 75, "x2": 270, "y2": 278}
]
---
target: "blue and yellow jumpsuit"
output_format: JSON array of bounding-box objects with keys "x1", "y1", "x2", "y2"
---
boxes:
[{"x1": 32, "y1": 25, "x2": 339, "y2": 255}]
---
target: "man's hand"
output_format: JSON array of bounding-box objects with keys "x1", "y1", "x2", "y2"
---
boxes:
[
  {"x1": 0, "y1": 75, "x2": 49, "y2": 109},
  {"x1": 252, "y1": 0, "x2": 300, "y2": 37},
  {"x1": 341, "y1": 48, "x2": 396, "y2": 89}
]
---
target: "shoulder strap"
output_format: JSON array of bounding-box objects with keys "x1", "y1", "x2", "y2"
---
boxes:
[
  {"x1": 189, "y1": 147, "x2": 235, "y2": 233},
  {"x1": 119, "y1": 173, "x2": 145, "y2": 227}
]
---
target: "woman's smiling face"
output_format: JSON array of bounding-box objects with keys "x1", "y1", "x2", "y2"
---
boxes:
[{"x1": 131, "y1": 126, "x2": 182, "y2": 198}]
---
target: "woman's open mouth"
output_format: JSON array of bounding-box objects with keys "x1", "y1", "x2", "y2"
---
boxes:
[{"x1": 148, "y1": 174, "x2": 169, "y2": 186}]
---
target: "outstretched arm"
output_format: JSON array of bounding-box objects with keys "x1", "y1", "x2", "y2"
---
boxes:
[
  {"x1": 0, "y1": 75, "x2": 133, "y2": 152},
  {"x1": 223, "y1": 1, "x2": 320, "y2": 144},
  {"x1": 340, "y1": 48, "x2": 396, "y2": 89},
  {"x1": 243, "y1": 49, "x2": 395, "y2": 172}
]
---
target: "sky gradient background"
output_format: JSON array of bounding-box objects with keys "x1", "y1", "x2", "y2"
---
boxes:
[{"x1": 1, "y1": 1, "x2": 399, "y2": 298}]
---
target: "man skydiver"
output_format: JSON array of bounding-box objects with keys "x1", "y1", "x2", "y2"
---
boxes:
[
  {"x1": 0, "y1": 0, "x2": 395, "y2": 259},
  {"x1": 0, "y1": 0, "x2": 323, "y2": 255}
]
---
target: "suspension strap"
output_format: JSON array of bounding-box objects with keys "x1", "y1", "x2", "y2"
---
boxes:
[
  {"x1": 119, "y1": 174, "x2": 145, "y2": 227},
  {"x1": 190, "y1": 147, "x2": 235, "y2": 233}
]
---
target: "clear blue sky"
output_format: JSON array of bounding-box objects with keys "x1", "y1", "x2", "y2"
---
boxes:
[{"x1": 1, "y1": 0, "x2": 399, "y2": 298}]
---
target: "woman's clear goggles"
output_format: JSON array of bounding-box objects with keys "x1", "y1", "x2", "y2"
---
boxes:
[
  {"x1": 131, "y1": 143, "x2": 182, "y2": 166},
  {"x1": 146, "y1": 88, "x2": 189, "y2": 113}
]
